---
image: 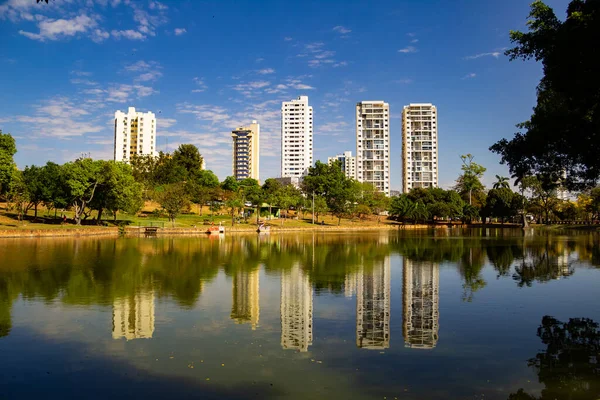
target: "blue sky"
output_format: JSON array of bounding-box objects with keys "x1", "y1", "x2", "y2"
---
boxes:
[{"x1": 0, "y1": 0, "x2": 570, "y2": 190}]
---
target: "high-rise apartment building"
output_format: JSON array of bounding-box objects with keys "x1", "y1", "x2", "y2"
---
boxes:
[
  {"x1": 281, "y1": 96, "x2": 313, "y2": 178},
  {"x1": 327, "y1": 151, "x2": 356, "y2": 179},
  {"x1": 356, "y1": 101, "x2": 390, "y2": 196},
  {"x1": 114, "y1": 107, "x2": 157, "y2": 163},
  {"x1": 402, "y1": 104, "x2": 439, "y2": 192},
  {"x1": 232, "y1": 120, "x2": 260, "y2": 182},
  {"x1": 356, "y1": 257, "x2": 391, "y2": 349},
  {"x1": 402, "y1": 260, "x2": 439, "y2": 349}
]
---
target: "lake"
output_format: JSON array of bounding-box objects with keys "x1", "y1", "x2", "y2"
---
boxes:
[{"x1": 1, "y1": 229, "x2": 599, "y2": 399}]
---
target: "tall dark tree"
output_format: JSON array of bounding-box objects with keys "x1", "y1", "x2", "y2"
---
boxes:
[
  {"x1": 0, "y1": 130, "x2": 17, "y2": 195},
  {"x1": 491, "y1": 0, "x2": 600, "y2": 190}
]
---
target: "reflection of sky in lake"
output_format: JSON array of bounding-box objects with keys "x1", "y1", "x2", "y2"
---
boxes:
[{"x1": 1, "y1": 230, "x2": 599, "y2": 399}]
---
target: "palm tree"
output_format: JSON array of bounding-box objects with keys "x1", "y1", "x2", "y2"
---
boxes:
[{"x1": 493, "y1": 175, "x2": 510, "y2": 189}]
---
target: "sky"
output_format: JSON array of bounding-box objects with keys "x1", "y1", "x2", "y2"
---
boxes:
[{"x1": 0, "y1": 0, "x2": 571, "y2": 191}]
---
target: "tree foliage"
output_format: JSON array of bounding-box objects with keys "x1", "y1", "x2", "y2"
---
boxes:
[
  {"x1": 0, "y1": 130, "x2": 17, "y2": 195},
  {"x1": 491, "y1": 0, "x2": 600, "y2": 190}
]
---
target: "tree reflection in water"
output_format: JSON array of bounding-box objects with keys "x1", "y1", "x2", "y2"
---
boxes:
[{"x1": 509, "y1": 316, "x2": 600, "y2": 400}]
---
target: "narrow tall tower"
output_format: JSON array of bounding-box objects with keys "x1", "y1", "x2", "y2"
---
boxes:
[
  {"x1": 402, "y1": 104, "x2": 438, "y2": 192},
  {"x1": 356, "y1": 257, "x2": 391, "y2": 349},
  {"x1": 232, "y1": 120, "x2": 260, "y2": 181},
  {"x1": 281, "y1": 96, "x2": 313, "y2": 178},
  {"x1": 114, "y1": 107, "x2": 157, "y2": 163},
  {"x1": 356, "y1": 101, "x2": 390, "y2": 196}
]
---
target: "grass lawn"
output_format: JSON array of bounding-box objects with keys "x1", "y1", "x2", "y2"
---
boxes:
[{"x1": 0, "y1": 203, "x2": 397, "y2": 231}]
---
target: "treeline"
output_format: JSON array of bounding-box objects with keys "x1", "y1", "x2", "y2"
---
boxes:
[{"x1": 389, "y1": 153, "x2": 600, "y2": 224}]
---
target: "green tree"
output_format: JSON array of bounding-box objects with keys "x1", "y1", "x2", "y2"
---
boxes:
[
  {"x1": 41, "y1": 162, "x2": 68, "y2": 217},
  {"x1": 262, "y1": 178, "x2": 283, "y2": 218},
  {"x1": 189, "y1": 169, "x2": 220, "y2": 215},
  {"x1": 485, "y1": 188, "x2": 516, "y2": 223},
  {"x1": 221, "y1": 176, "x2": 239, "y2": 193},
  {"x1": 6, "y1": 169, "x2": 29, "y2": 221},
  {"x1": 22, "y1": 165, "x2": 47, "y2": 218},
  {"x1": 389, "y1": 195, "x2": 417, "y2": 223},
  {"x1": 490, "y1": 0, "x2": 600, "y2": 191},
  {"x1": 0, "y1": 130, "x2": 17, "y2": 195},
  {"x1": 172, "y1": 144, "x2": 204, "y2": 179},
  {"x1": 313, "y1": 195, "x2": 328, "y2": 222},
  {"x1": 523, "y1": 175, "x2": 560, "y2": 223},
  {"x1": 157, "y1": 183, "x2": 190, "y2": 226},
  {"x1": 62, "y1": 158, "x2": 103, "y2": 225},
  {"x1": 91, "y1": 162, "x2": 143, "y2": 222},
  {"x1": 454, "y1": 154, "x2": 486, "y2": 206},
  {"x1": 493, "y1": 175, "x2": 510, "y2": 189}
]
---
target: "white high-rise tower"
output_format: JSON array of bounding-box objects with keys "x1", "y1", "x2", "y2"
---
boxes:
[
  {"x1": 402, "y1": 104, "x2": 438, "y2": 192},
  {"x1": 281, "y1": 96, "x2": 313, "y2": 178},
  {"x1": 356, "y1": 101, "x2": 390, "y2": 196},
  {"x1": 114, "y1": 107, "x2": 157, "y2": 163}
]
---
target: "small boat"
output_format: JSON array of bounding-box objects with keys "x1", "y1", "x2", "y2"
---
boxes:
[
  {"x1": 257, "y1": 223, "x2": 270, "y2": 233},
  {"x1": 207, "y1": 223, "x2": 225, "y2": 234}
]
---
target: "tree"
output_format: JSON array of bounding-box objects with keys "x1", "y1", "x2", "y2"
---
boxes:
[
  {"x1": 239, "y1": 178, "x2": 262, "y2": 224},
  {"x1": 0, "y1": 130, "x2": 17, "y2": 196},
  {"x1": 313, "y1": 195, "x2": 328, "y2": 222},
  {"x1": 221, "y1": 176, "x2": 239, "y2": 193},
  {"x1": 493, "y1": 175, "x2": 510, "y2": 189},
  {"x1": 91, "y1": 162, "x2": 143, "y2": 222},
  {"x1": 62, "y1": 158, "x2": 102, "y2": 225},
  {"x1": 172, "y1": 144, "x2": 204, "y2": 179},
  {"x1": 22, "y1": 165, "x2": 46, "y2": 218},
  {"x1": 41, "y1": 162, "x2": 68, "y2": 217},
  {"x1": 6, "y1": 170, "x2": 29, "y2": 221},
  {"x1": 262, "y1": 178, "x2": 283, "y2": 218},
  {"x1": 189, "y1": 169, "x2": 219, "y2": 215},
  {"x1": 485, "y1": 188, "x2": 516, "y2": 223},
  {"x1": 389, "y1": 195, "x2": 417, "y2": 223},
  {"x1": 157, "y1": 183, "x2": 190, "y2": 226},
  {"x1": 454, "y1": 154, "x2": 486, "y2": 206},
  {"x1": 491, "y1": 0, "x2": 600, "y2": 191},
  {"x1": 522, "y1": 175, "x2": 560, "y2": 223}
]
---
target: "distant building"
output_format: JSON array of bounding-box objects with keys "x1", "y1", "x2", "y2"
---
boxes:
[
  {"x1": 231, "y1": 269, "x2": 260, "y2": 330},
  {"x1": 232, "y1": 120, "x2": 260, "y2": 182},
  {"x1": 281, "y1": 263, "x2": 313, "y2": 352},
  {"x1": 402, "y1": 104, "x2": 439, "y2": 193},
  {"x1": 402, "y1": 260, "x2": 439, "y2": 349},
  {"x1": 281, "y1": 96, "x2": 313, "y2": 178},
  {"x1": 356, "y1": 257, "x2": 391, "y2": 349},
  {"x1": 328, "y1": 151, "x2": 356, "y2": 179},
  {"x1": 273, "y1": 176, "x2": 301, "y2": 188},
  {"x1": 356, "y1": 101, "x2": 390, "y2": 196},
  {"x1": 114, "y1": 107, "x2": 157, "y2": 163},
  {"x1": 112, "y1": 291, "x2": 155, "y2": 340},
  {"x1": 390, "y1": 190, "x2": 401, "y2": 197}
]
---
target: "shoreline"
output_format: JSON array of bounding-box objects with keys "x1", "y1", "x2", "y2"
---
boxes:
[{"x1": 0, "y1": 222, "x2": 541, "y2": 238}]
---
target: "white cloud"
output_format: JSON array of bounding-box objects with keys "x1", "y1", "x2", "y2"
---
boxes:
[
  {"x1": 111, "y1": 29, "x2": 145, "y2": 40},
  {"x1": 70, "y1": 70, "x2": 92, "y2": 76},
  {"x1": 137, "y1": 71, "x2": 162, "y2": 82},
  {"x1": 332, "y1": 25, "x2": 351, "y2": 34},
  {"x1": 19, "y1": 14, "x2": 98, "y2": 42},
  {"x1": 149, "y1": 1, "x2": 168, "y2": 10},
  {"x1": 411, "y1": 39, "x2": 419, "y2": 43},
  {"x1": 257, "y1": 68, "x2": 275, "y2": 75},
  {"x1": 398, "y1": 46, "x2": 417, "y2": 54},
  {"x1": 255, "y1": 57, "x2": 264, "y2": 63},
  {"x1": 0, "y1": 0, "x2": 37, "y2": 23},
  {"x1": 15, "y1": 97, "x2": 102, "y2": 138},
  {"x1": 159, "y1": 118, "x2": 177, "y2": 128},
  {"x1": 333, "y1": 61, "x2": 348, "y2": 67},
  {"x1": 91, "y1": 29, "x2": 110, "y2": 43},
  {"x1": 301, "y1": 42, "x2": 342, "y2": 68},
  {"x1": 394, "y1": 79, "x2": 413, "y2": 84},
  {"x1": 284, "y1": 36, "x2": 292, "y2": 41},
  {"x1": 174, "y1": 28, "x2": 186, "y2": 35},
  {"x1": 70, "y1": 78, "x2": 98, "y2": 85},
  {"x1": 462, "y1": 72, "x2": 477, "y2": 79},
  {"x1": 192, "y1": 77, "x2": 208, "y2": 93},
  {"x1": 105, "y1": 84, "x2": 158, "y2": 102},
  {"x1": 465, "y1": 51, "x2": 501, "y2": 60},
  {"x1": 125, "y1": 60, "x2": 155, "y2": 72}
]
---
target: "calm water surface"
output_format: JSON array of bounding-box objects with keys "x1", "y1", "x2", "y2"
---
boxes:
[{"x1": 1, "y1": 229, "x2": 599, "y2": 399}]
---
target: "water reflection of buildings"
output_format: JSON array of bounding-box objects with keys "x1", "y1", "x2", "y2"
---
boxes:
[
  {"x1": 112, "y1": 291, "x2": 155, "y2": 340},
  {"x1": 356, "y1": 257, "x2": 391, "y2": 349},
  {"x1": 281, "y1": 264, "x2": 313, "y2": 352},
  {"x1": 402, "y1": 260, "x2": 439, "y2": 349},
  {"x1": 231, "y1": 269, "x2": 260, "y2": 329}
]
